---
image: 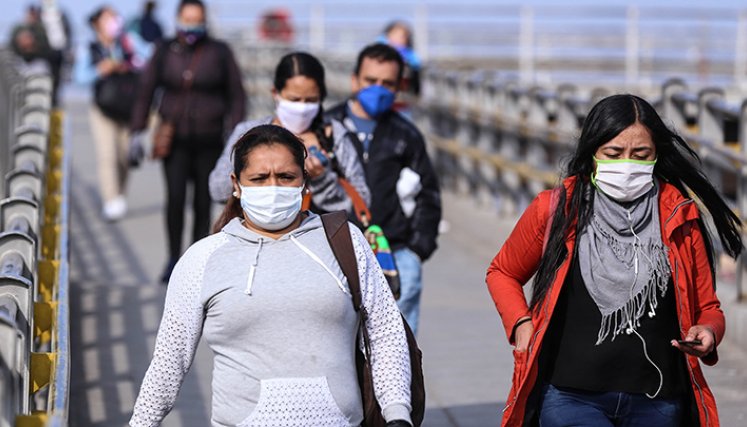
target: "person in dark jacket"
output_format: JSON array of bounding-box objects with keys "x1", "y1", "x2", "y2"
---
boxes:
[
  {"x1": 326, "y1": 43, "x2": 441, "y2": 335},
  {"x1": 130, "y1": 0, "x2": 247, "y2": 283}
]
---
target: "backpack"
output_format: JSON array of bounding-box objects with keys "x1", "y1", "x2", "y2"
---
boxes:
[{"x1": 321, "y1": 211, "x2": 425, "y2": 427}]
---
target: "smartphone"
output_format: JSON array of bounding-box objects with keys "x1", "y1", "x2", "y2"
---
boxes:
[
  {"x1": 308, "y1": 146, "x2": 329, "y2": 167},
  {"x1": 677, "y1": 339, "x2": 702, "y2": 346}
]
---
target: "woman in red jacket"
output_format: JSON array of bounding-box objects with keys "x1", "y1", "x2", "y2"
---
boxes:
[{"x1": 486, "y1": 94, "x2": 742, "y2": 427}]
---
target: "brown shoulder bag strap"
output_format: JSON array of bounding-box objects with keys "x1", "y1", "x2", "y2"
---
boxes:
[
  {"x1": 321, "y1": 211, "x2": 362, "y2": 310},
  {"x1": 321, "y1": 211, "x2": 374, "y2": 355}
]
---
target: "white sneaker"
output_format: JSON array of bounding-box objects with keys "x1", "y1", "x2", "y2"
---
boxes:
[{"x1": 103, "y1": 196, "x2": 127, "y2": 221}]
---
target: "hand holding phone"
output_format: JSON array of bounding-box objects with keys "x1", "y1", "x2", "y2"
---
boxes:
[
  {"x1": 308, "y1": 146, "x2": 329, "y2": 167},
  {"x1": 676, "y1": 339, "x2": 702, "y2": 347}
]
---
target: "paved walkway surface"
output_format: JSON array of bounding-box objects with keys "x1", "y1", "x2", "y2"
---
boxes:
[{"x1": 64, "y1": 94, "x2": 747, "y2": 426}]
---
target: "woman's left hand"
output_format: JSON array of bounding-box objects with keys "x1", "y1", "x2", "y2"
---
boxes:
[{"x1": 671, "y1": 325, "x2": 716, "y2": 358}]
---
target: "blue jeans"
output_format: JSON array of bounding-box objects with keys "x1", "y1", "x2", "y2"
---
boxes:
[
  {"x1": 393, "y1": 247, "x2": 423, "y2": 336},
  {"x1": 539, "y1": 384, "x2": 682, "y2": 427}
]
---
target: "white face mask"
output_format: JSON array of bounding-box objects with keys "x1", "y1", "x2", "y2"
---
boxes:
[
  {"x1": 592, "y1": 157, "x2": 656, "y2": 202},
  {"x1": 239, "y1": 184, "x2": 304, "y2": 231},
  {"x1": 275, "y1": 98, "x2": 320, "y2": 134}
]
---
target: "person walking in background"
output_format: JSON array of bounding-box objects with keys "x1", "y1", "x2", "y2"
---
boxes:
[
  {"x1": 74, "y1": 6, "x2": 151, "y2": 222},
  {"x1": 486, "y1": 95, "x2": 742, "y2": 426},
  {"x1": 209, "y1": 51, "x2": 370, "y2": 220},
  {"x1": 9, "y1": 6, "x2": 52, "y2": 67},
  {"x1": 11, "y1": 4, "x2": 72, "y2": 106},
  {"x1": 131, "y1": 1, "x2": 163, "y2": 44},
  {"x1": 130, "y1": 125, "x2": 412, "y2": 427},
  {"x1": 326, "y1": 43, "x2": 441, "y2": 335},
  {"x1": 38, "y1": 2, "x2": 73, "y2": 107},
  {"x1": 381, "y1": 20, "x2": 422, "y2": 116},
  {"x1": 130, "y1": 0, "x2": 246, "y2": 284}
]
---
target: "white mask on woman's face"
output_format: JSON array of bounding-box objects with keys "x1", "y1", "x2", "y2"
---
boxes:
[
  {"x1": 592, "y1": 157, "x2": 656, "y2": 202},
  {"x1": 102, "y1": 15, "x2": 123, "y2": 39},
  {"x1": 275, "y1": 98, "x2": 320, "y2": 134},
  {"x1": 239, "y1": 184, "x2": 304, "y2": 231}
]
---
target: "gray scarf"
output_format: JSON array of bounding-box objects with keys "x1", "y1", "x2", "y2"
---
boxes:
[{"x1": 577, "y1": 182, "x2": 671, "y2": 345}]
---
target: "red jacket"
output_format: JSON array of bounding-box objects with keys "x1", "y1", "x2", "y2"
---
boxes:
[{"x1": 486, "y1": 177, "x2": 724, "y2": 427}]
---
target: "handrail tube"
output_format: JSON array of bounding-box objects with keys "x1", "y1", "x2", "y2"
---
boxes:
[{"x1": 46, "y1": 110, "x2": 70, "y2": 426}]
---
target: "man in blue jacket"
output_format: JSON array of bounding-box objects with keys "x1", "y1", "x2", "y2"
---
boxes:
[{"x1": 326, "y1": 43, "x2": 442, "y2": 335}]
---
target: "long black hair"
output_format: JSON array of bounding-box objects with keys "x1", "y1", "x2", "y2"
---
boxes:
[
  {"x1": 212, "y1": 124, "x2": 308, "y2": 233},
  {"x1": 530, "y1": 94, "x2": 743, "y2": 311},
  {"x1": 273, "y1": 52, "x2": 333, "y2": 150}
]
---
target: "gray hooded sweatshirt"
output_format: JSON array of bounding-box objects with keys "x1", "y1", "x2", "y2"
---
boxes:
[{"x1": 130, "y1": 214, "x2": 411, "y2": 427}]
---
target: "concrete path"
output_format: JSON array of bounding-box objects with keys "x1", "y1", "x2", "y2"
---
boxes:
[{"x1": 63, "y1": 93, "x2": 747, "y2": 427}]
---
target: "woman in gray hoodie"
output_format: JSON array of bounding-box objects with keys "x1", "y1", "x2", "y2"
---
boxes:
[{"x1": 130, "y1": 124, "x2": 412, "y2": 427}]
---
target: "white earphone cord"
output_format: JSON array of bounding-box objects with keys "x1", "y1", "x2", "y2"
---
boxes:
[{"x1": 625, "y1": 209, "x2": 664, "y2": 400}]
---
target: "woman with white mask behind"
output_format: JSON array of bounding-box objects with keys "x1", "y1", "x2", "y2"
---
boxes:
[{"x1": 209, "y1": 52, "x2": 371, "y2": 221}]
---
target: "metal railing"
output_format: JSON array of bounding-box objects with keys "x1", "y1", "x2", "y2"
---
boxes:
[
  {"x1": 413, "y1": 69, "x2": 747, "y2": 300},
  {"x1": 0, "y1": 48, "x2": 70, "y2": 427},
  {"x1": 219, "y1": 2, "x2": 747, "y2": 88}
]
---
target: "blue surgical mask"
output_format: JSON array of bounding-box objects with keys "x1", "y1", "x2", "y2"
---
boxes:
[
  {"x1": 176, "y1": 23, "x2": 207, "y2": 45},
  {"x1": 357, "y1": 85, "x2": 395, "y2": 118}
]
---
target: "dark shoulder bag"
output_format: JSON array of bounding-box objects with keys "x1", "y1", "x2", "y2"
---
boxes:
[
  {"x1": 321, "y1": 211, "x2": 425, "y2": 427},
  {"x1": 92, "y1": 39, "x2": 139, "y2": 123}
]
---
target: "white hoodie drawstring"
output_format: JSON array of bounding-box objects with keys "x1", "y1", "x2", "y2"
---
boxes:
[
  {"x1": 290, "y1": 235, "x2": 350, "y2": 296},
  {"x1": 244, "y1": 238, "x2": 264, "y2": 295}
]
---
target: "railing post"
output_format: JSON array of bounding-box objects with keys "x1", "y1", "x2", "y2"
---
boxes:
[
  {"x1": 519, "y1": 6, "x2": 534, "y2": 85},
  {"x1": 697, "y1": 88, "x2": 725, "y2": 145},
  {"x1": 626, "y1": 5, "x2": 640, "y2": 87},
  {"x1": 414, "y1": 3, "x2": 429, "y2": 62},
  {"x1": 309, "y1": 4, "x2": 325, "y2": 53},
  {"x1": 735, "y1": 11, "x2": 747, "y2": 89},
  {"x1": 554, "y1": 84, "x2": 578, "y2": 134},
  {"x1": 661, "y1": 78, "x2": 689, "y2": 129}
]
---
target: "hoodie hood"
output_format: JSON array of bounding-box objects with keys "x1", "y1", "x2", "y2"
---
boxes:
[
  {"x1": 221, "y1": 212, "x2": 322, "y2": 244},
  {"x1": 219, "y1": 212, "x2": 348, "y2": 296}
]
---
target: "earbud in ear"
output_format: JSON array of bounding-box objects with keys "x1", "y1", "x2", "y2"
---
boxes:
[{"x1": 233, "y1": 191, "x2": 239, "y2": 198}]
